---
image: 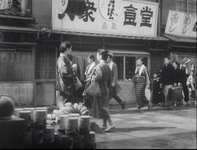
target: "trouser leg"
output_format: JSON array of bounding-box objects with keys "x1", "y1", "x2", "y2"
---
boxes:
[
  {"x1": 182, "y1": 83, "x2": 189, "y2": 102},
  {"x1": 163, "y1": 85, "x2": 173, "y2": 106},
  {"x1": 111, "y1": 86, "x2": 123, "y2": 105}
]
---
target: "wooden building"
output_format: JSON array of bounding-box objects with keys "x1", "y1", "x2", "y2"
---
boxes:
[
  {"x1": 0, "y1": 0, "x2": 196, "y2": 107},
  {"x1": 0, "y1": 0, "x2": 37, "y2": 107}
]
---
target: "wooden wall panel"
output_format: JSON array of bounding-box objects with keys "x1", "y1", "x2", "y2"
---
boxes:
[
  {"x1": 0, "y1": 83, "x2": 34, "y2": 106},
  {"x1": 35, "y1": 82, "x2": 55, "y2": 106}
]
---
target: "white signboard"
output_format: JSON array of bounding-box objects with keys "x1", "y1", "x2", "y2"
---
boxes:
[
  {"x1": 165, "y1": 10, "x2": 197, "y2": 38},
  {"x1": 52, "y1": 0, "x2": 158, "y2": 37},
  {"x1": 0, "y1": 0, "x2": 12, "y2": 10}
]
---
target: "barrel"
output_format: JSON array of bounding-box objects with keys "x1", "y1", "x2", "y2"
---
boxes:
[
  {"x1": 43, "y1": 126, "x2": 55, "y2": 143},
  {"x1": 17, "y1": 110, "x2": 31, "y2": 129},
  {"x1": 65, "y1": 117, "x2": 78, "y2": 135},
  {"x1": 78, "y1": 115, "x2": 90, "y2": 133},
  {"x1": 33, "y1": 110, "x2": 47, "y2": 127}
]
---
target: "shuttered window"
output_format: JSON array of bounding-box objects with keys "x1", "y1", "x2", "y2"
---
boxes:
[
  {"x1": 176, "y1": 0, "x2": 197, "y2": 14},
  {"x1": 35, "y1": 47, "x2": 57, "y2": 80},
  {"x1": 0, "y1": 50, "x2": 33, "y2": 81}
]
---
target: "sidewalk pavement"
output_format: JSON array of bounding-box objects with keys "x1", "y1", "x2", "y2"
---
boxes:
[{"x1": 91, "y1": 104, "x2": 197, "y2": 149}]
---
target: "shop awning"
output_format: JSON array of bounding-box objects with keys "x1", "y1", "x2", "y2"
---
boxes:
[
  {"x1": 0, "y1": 25, "x2": 38, "y2": 33},
  {"x1": 47, "y1": 29, "x2": 169, "y2": 41},
  {"x1": 162, "y1": 34, "x2": 197, "y2": 43}
]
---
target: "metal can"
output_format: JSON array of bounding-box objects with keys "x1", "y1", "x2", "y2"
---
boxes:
[
  {"x1": 23, "y1": 107, "x2": 35, "y2": 121},
  {"x1": 65, "y1": 117, "x2": 78, "y2": 135},
  {"x1": 18, "y1": 110, "x2": 31, "y2": 129},
  {"x1": 78, "y1": 115, "x2": 90, "y2": 133},
  {"x1": 33, "y1": 110, "x2": 47, "y2": 127},
  {"x1": 56, "y1": 114, "x2": 69, "y2": 130}
]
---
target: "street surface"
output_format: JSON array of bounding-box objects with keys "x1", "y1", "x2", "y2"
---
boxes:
[{"x1": 91, "y1": 104, "x2": 197, "y2": 149}]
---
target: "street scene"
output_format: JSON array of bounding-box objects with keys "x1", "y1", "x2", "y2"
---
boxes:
[
  {"x1": 94, "y1": 104, "x2": 197, "y2": 149},
  {"x1": 0, "y1": 0, "x2": 196, "y2": 149}
]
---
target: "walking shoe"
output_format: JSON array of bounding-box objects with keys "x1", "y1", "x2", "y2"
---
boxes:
[
  {"x1": 121, "y1": 101, "x2": 126, "y2": 110},
  {"x1": 136, "y1": 107, "x2": 141, "y2": 112},
  {"x1": 148, "y1": 102, "x2": 153, "y2": 110},
  {"x1": 104, "y1": 124, "x2": 116, "y2": 132},
  {"x1": 100, "y1": 125, "x2": 107, "y2": 130}
]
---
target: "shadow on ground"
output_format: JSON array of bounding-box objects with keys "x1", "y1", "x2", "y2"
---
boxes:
[
  {"x1": 112, "y1": 126, "x2": 176, "y2": 133},
  {"x1": 96, "y1": 131, "x2": 196, "y2": 149}
]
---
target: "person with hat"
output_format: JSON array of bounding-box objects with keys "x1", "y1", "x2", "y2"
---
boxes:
[
  {"x1": 180, "y1": 57, "x2": 190, "y2": 106},
  {"x1": 106, "y1": 51, "x2": 126, "y2": 110}
]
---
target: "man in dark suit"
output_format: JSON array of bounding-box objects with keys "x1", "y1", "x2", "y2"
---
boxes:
[
  {"x1": 107, "y1": 52, "x2": 126, "y2": 110},
  {"x1": 160, "y1": 56, "x2": 175, "y2": 108}
]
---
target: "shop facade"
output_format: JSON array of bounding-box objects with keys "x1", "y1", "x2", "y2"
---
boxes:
[
  {"x1": 0, "y1": 0, "x2": 38, "y2": 107},
  {"x1": 31, "y1": 0, "x2": 169, "y2": 105}
]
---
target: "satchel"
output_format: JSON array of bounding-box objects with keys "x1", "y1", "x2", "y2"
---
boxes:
[
  {"x1": 85, "y1": 81, "x2": 102, "y2": 96},
  {"x1": 75, "y1": 77, "x2": 83, "y2": 90}
]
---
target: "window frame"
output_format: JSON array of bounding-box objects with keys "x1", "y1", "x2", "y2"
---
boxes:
[{"x1": 111, "y1": 50, "x2": 150, "y2": 81}]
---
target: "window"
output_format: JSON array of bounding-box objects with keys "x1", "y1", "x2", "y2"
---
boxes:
[
  {"x1": 35, "y1": 47, "x2": 57, "y2": 80},
  {"x1": 114, "y1": 55, "x2": 148, "y2": 81},
  {"x1": 176, "y1": 0, "x2": 197, "y2": 14}
]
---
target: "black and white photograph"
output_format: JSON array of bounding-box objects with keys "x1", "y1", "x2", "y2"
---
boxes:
[{"x1": 0, "y1": 0, "x2": 196, "y2": 149}]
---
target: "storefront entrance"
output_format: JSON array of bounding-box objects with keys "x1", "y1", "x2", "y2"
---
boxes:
[{"x1": 109, "y1": 50, "x2": 150, "y2": 105}]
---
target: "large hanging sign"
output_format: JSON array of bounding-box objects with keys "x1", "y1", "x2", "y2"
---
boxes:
[
  {"x1": 0, "y1": 0, "x2": 12, "y2": 10},
  {"x1": 52, "y1": 0, "x2": 158, "y2": 37},
  {"x1": 165, "y1": 10, "x2": 197, "y2": 38}
]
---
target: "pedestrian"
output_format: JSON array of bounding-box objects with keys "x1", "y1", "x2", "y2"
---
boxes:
[
  {"x1": 172, "y1": 60, "x2": 182, "y2": 106},
  {"x1": 55, "y1": 41, "x2": 75, "y2": 108},
  {"x1": 151, "y1": 73, "x2": 165, "y2": 105},
  {"x1": 132, "y1": 57, "x2": 153, "y2": 112},
  {"x1": 159, "y1": 56, "x2": 174, "y2": 109},
  {"x1": 67, "y1": 54, "x2": 83, "y2": 103},
  {"x1": 180, "y1": 57, "x2": 190, "y2": 106},
  {"x1": 91, "y1": 49, "x2": 115, "y2": 132},
  {"x1": 187, "y1": 70, "x2": 196, "y2": 102},
  {"x1": 67, "y1": 54, "x2": 78, "y2": 76},
  {"x1": 83, "y1": 54, "x2": 97, "y2": 108},
  {"x1": 106, "y1": 51, "x2": 125, "y2": 110}
]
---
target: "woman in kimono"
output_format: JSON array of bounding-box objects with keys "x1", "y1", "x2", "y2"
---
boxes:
[
  {"x1": 55, "y1": 41, "x2": 75, "y2": 108},
  {"x1": 91, "y1": 49, "x2": 115, "y2": 132},
  {"x1": 83, "y1": 54, "x2": 96, "y2": 108},
  {"x1": 132, "y1": 57, "x2": 153, "y2": 112}
]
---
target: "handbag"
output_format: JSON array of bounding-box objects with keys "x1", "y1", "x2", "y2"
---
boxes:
[
  {"x1": 85, "y1": 81, "x2": 102, "y2": 96},
  {"x1": 75, "y1": 77, "x2": 83, "y2": 90},
  {"x1": 145, "y1": 88, "x2": 151, "y2": 101}
]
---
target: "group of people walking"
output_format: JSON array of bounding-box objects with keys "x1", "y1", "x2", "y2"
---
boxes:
[
  {"x1": 55, "y1": 41, "x2": 196, "y2": 132},
  {"x1": 152, "y1": 56, "x2": 196, "y2": 108}
]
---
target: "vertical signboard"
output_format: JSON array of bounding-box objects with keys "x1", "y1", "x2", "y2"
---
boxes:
[{"x1": 165, "y1": 10, "x2": 197, "y2": 38}]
